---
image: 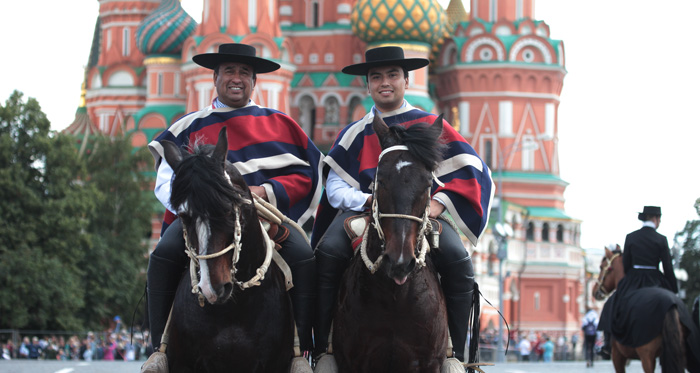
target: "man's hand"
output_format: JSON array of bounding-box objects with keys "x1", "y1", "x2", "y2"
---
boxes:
[
  {"x1": 249, "y1": 185, "x2": 268, "y2": 202},
  {"x1": 364, "y1": 195, "x2": 373, "y2": 208},
  {"x1": 429, "y1": 199, "x2": 445, "y2": 218}
]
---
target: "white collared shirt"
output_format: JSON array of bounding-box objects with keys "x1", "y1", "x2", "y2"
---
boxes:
[{"x1": 326, "y1": 100, "x2": 445, "y2": 212}]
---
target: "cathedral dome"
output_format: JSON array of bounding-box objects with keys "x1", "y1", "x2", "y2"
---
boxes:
[
  {"x1": 351, "y1": 0, "x2": 448, "y2": 45},
  {"x1": 136, "y1": 0, "x2": 197, "y2": 55}
]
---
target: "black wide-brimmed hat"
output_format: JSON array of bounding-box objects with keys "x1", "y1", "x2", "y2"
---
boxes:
[
  {"x1": 193, "y1": 43, "x2": 280, "y2": 73},
  {"x1": 638, "y1": 205, "x2": 662, "y2": 221},
  {"x1": 342, "y1": 46, "x2": 429, "y2": 76}
]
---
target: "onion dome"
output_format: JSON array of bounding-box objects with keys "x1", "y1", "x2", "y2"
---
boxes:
[
  {"x1": 136, "y1": 0, "x2": 196, "y2": 55},
  {"x1": 351, "y1": 0, "x2": 448, "y2": 45}
]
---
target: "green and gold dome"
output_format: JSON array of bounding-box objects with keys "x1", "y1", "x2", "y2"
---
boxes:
[{"x1": 351, "y1": 0, "x2": 449, "y2": 46}]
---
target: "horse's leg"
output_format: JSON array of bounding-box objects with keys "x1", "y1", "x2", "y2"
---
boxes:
[
  {"x1": 611, "y1": 341, "x2": 628, "y2": 373},
  {"x1": 634, "y1": 335, "x2": 661, "y2": 373}
]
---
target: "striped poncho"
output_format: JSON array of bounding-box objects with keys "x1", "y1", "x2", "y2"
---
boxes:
[
  {"x1": 149, "y1": 103, "x2": 324, "y2": 232},
  {"x1": 311, "y1": 104, "x2": 494, "y2": 248}
]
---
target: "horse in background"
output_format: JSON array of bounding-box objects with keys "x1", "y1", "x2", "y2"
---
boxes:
[
  {"x1": 325, "y1": 114, "x2": 465, "y2": 373},
  {"x1": 593, "y1": 247, "x2": 700, "y2": 373},
  {"x1": 160, "y1": 127, "x2": 295, "y2": 372}
]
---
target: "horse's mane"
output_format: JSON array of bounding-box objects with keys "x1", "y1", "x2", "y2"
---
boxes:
[
  {"x1": 386, "y1": 123, "x2": 446, "y2": 170},
  {"x1": 170, "y1": 144, "x2": 247, "y2": 228}
]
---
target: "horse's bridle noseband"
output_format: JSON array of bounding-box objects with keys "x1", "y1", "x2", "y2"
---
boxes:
[
  {"x1": 595, "y1": 252, "x2": 620, "y2": 299},
  {"x1": 182, "y1": 184, "x2": 274, "y2": 307},
  {"x1": 360, "y1": 145, "x2": 442, "y2": 274}
]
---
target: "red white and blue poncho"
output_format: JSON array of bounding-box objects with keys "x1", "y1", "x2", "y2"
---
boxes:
[
  {"x1": 311, "y1": 104, "x2": 494, "y2": 248},
  {"x1": 149, "y1": 102, "x2": 324, "y2": 233}
]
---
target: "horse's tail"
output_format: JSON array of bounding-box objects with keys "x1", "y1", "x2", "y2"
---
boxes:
[
  {"x1": 467, "y1": 282, "x2": 481, "y2": 368},
  {"x1": 660, "y1": 306, "x2": 685, "y2": 373}
]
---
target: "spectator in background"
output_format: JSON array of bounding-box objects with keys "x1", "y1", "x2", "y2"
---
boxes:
[
  {"x1": 582, "y1": 308, "x2": 599, "y2": 367},
  {"x1": 2, "y1": 341, "x2": 11, "y2": 360},
  {"x1": 543, "y1": 336, "x2": 555, "y2": 362},
  {"x1": 102, "y1": 335, "x2": 117, "y2": 361},
  {"x1": 518, "y1": 335, "x2": 531, "y2": 362},
  {"x1": 4, "y1": 339, "x2": 14, "y2": 359},
  {"x1": 27, "y1": 336, "x2": 41, "y2": 359},
  {"x1": 18, "y1": 337, "x2": 29, "y2": 359},
  {"x1": 571, "y1": 332, "x2": 579, "y2": 360}
]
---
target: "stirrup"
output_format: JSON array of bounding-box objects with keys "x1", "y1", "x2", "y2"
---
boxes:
[
  {"x1": 141, "y1": 351, "x2": 168, "y2": 373},
  {"x1": 313, "y1": 353, "x2": 338, "y2": 373}
]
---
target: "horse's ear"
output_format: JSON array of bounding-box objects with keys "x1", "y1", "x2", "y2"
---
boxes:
[
  {"x1": 213, "y1": 127, "x2": 229, "y2": 165},
  {"x1": 428, "y1": 114, "x2": 445, "y2": 142},
  {"x1": 162, "y1": 140, "x2": 185, "y2": 170},
  {"x1": 604, "y1": 247, "x2": 612, "y2": 257},
  {"x1": 372, "y1": 114, "x2": 390, "y2": 145}
]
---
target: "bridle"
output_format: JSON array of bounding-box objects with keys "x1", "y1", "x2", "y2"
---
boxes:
[
  {"x1": 360, "y1": 145, "x2": 441, "y2": 274},
  {"x1": 181, "y1": 173, "x2": 274, "y2": 307},
  {"x1": 595, "y1": 252, "x2": 621, "y2": 299}
]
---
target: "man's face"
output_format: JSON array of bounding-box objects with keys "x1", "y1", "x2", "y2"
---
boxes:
[
  {"x1": 367, "y1": 65, "x2": 408, "y2": 112},
  {"x1": 214, "y1": 62, "x2": 255, "y2": 108}
]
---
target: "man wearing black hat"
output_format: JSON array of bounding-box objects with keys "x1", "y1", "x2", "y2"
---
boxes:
[
  {"x1": 311, "y1": 46, "x2": 494, "y2": 364},
  {"x1": 143, "y1": 43, "x2": 322, "y2": 370}
]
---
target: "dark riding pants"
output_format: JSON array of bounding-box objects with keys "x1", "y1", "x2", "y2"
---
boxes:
[
  {"x1": 147, "y1": 218, "x2": 317, "y2": 351},
  {"x1": 313, "y1": 210, "x2": 475, "y2": 361}
]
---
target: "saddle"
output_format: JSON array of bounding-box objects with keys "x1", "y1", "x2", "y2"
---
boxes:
[{"x1": 343, "y1": 213, "x2": 443, "y2": 251}]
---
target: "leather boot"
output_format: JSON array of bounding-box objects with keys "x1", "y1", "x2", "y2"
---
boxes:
[
  {"x1": 599, "y1": 331, "x2": 611, "y2": 360},
  {"x1": 313, "y1": 251, "x2": 348, "y2": 359},
  {"x1": 445, "y1": 292, "x2": 473, "y2": 362},
  {"x1": 289, "y1": 257, "x2": 316, "y2": 353},
  {"x1": 146, "y1": 253, "x2": 182, "y2": 351}
]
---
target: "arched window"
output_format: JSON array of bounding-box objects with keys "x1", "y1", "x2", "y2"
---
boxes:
[
  {"x1": 526, "y1": 222, "x2": 534, "y2": 241},
  {"x1": 347, "y1": 96, "x2": 362, "y2": 124},
  {"x1": 298, "y1": 95, "x2": 316, "y2": 140},
  {"x1": 541, "y1": 223, "x2": 550, "y2": 242},
  {"x1": 556, "y1": 224, "x2": 564, "y2": 242},
  {"x1": 324, "y1": 96, "x2": 340, "y2": 125}
]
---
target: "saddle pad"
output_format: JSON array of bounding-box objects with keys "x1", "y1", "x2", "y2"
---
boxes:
[{"x1": 343, "y1": 214, "x2": 370, "y2": 251}]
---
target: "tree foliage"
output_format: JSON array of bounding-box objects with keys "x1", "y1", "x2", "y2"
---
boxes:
[
  {"x1": 0, "y1": 91, "x2": 153, "y2": 331},
  {"x1": 78, "y1": 134, "x2": 152, "y2": 330},
  {"x1": 677, "y1": 198, "x2": 700, "y2": 311},
  {"x1": 0, "y1": 91, "x2": 89, "y2": 330}
]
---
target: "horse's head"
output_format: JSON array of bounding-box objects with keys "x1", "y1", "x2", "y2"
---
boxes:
[
  {"x1": 162, "y1": 127, "x2": 252, "y2": 305},
  {"x1": 369, "y1": 113, "x2": 446, "y2": 285},
  {"x1": 593, "y1": 246, "x2": 622, "y2": 301}
]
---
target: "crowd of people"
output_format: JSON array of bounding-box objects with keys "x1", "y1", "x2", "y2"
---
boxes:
[{"x1": 1, "y1": 330, "x2": 151, "y2": 362}]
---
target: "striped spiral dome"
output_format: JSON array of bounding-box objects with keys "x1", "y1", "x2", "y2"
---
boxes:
[{"x1": 136, "y1": 0, "x2": 197, "y2": 55}]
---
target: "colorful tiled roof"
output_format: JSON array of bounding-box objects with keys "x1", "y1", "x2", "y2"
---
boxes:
[
  {"x1": 351, "y1": 0, "x2": 449, "y2": 45},
  {"x1": 136, "y1": 0, "x2": 196, "y2": 55}
]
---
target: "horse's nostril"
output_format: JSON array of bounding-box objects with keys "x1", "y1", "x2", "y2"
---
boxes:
[
  {"x1": 406, "y1": 258, "x2": 416, "y2": 273},
  {"x1": 217, "y1": 282, "x2": 233, "y2": 301}
]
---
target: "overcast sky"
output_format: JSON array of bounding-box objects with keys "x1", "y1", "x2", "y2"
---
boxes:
[{"x1": 1, "y1": 0, "x2": 697, "y2": 250}]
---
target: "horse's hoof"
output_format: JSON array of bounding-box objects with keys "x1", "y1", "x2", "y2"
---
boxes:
[
  {"x1": 290, "y1": 356, "x2": 313, "y2": 373},
  {"x1": 441, "y1": 358, "x2": 465, "y2": 373},
  {"x1": 141, "y1": 351, "x2": 168, "y2": 373},
  {"x1": 313, "y1": 354, "x2": 338, "y2": 373}
]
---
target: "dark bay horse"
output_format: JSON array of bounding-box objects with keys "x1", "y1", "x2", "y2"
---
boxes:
[
  {"x1": 593, "y1": 247, "x2": 700, "y2": 373},
  {"x1": 330, "y1": 114, "x2": 451, "y2": 372},
  {"x1": 160, "y1": 127, "x2": 294, "y2": 372}
]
